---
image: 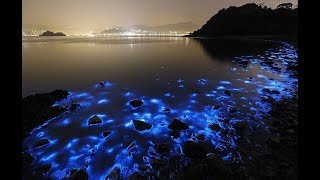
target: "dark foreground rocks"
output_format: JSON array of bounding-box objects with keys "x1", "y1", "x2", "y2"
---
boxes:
[
  {"x1": 88, "y1": 115, "x2": 103, "y2": 125},
  {"x1": 168, "y1": 119, "x2": 189, "y2": 131},
  {"x1": 22, "y1": 89, "x2": 69, "y2": 139},
  {"x1": 129, "y1": 99, "x2": 143, "y2": 108},
  {"x1": 132, "y1": 120, "x2": 152, "y2": 131},
  {"x1": 34, "y1": 138, "x2": 50, "y2": 148}
]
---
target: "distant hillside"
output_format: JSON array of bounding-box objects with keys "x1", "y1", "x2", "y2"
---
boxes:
[
  {"x1": 100, "y1": 21, "x2": 198, "y2": 35},
  {"x1": 187, "y1": 3, "x2": 297, "y2": 38}
]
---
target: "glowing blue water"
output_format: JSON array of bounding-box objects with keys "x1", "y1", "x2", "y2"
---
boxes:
[{"x1": 23, "y1": 41, "x2": 297, "y2": 179}]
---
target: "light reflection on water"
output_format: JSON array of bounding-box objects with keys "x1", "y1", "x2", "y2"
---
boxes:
[{"x1": 22, "y1": 36, "x2": 297, "y2": 179}]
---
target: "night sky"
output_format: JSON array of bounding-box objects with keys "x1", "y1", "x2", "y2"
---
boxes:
[{"x1": 23, "y1": 0, "x2": 298, "y2": 34}]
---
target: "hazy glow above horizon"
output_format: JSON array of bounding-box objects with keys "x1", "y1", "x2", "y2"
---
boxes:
[{"x1": 22, "y1": 0, "x2": 298, "y2": 35}]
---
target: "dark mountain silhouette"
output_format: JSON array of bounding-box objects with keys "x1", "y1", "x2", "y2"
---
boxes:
[
  {"x1": 186, "y1": 3, "x2": 297, "y2": 39},
  {"x1": 100, "y1": 21, "x2": 198, "y2": 35},
  {"x1": 39, "y1": 31, "x2": 66, "y2": 36}
]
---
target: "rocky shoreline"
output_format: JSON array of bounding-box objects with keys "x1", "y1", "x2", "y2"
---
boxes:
[{"x1": 22, "y1": 92, "x2": 298, "y2": 179}]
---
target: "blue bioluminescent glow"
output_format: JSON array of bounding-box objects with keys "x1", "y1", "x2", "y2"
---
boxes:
[{"x1": 23, "y1": 42, "x2": 298, "y2": 179}]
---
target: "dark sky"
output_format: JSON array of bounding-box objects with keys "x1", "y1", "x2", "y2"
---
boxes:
[{"x1": 22, "y1": 0, "x2": 297, "y2": 34}]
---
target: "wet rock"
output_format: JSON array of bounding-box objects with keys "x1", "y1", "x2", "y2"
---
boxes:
[
  {"x1": 261, "y1": 96, "x2": 276, "y2": 103},
  {"x1": 208, "y1": 124, "x2": 222, "y2": 132},
  {"x1": 138, "y1": 165, "x2": 150, "y2": 172},
  {"x1": 183, "y1": 141, "x2": 208, "y2": 159},
  {"x1": 266, "y1": 137, "x2": 281, "y2": 148},
  {"x1": 128, "y1": 172, "x2": 142, "y2": 180},
  {"x1": 227, "y1": 106, "x2": 237, "y2": 113},
  {"x1": 22, "y1": 89, "x2": 69, "y2": 139},
  {"x1": 262, "y1": 88, "x2": 280, "y2": 94},
  {"x1": 105, "y1": 167, "x2": 120, "y2": 180},
  {"x1": 34, "y1": 138, "x2": 50, "y2": 148},
  {"x1": 213, "y1": 105, "x2": 220, "y2": 110},
  {"x1": 262, "y1": 60, "x2": 274, "y2": 65},
  {"x1": 150, "y1": 158, "x2": 164, "y2": 169},
  {"x1": 129, "y1": 99, "x2": 143, "y2": 108},
  {"x1": 102, "y1": 131, "x2": 112, "y2": 138},
  {"x1": 238, "y1": 60, "x2": 249, "y2": 67},
  {"x1": 168, "y1": 119, "x2": 189, "y2": 131},
  {"x1": 224, "y1": 90, "x2": 232, "y2": 96},
  {"x1": 69, "y1": 103, "x2": 80, "y2": 111},
  {"x1": 36, "y1": 164, "x2": 52, "y2": 174},
  {"x1": 155, "y1": 143, "x2": 171, "y2": 155},
  {"x1": 88, "y1": 115, "x2": 102, "y2": 125},
  {"x1": 67, "y1": 169, "x2": 88, "y2": 180},
  {"x1": 196, "y1": 134, "x2": 206, "y2": 141},
  {"x1": 132, "y1": 120, "x2": 152, "y2": 131},
  {"x1": 163, "y1": 108, "x2": 171, "y2": 113},
  {"x1": 22, "y1": 152, "x2": 35, "y2": 167},
  {"x1": 234, "y1": 121, "x2": 248, "y2": 130},
  {"x1": 170, "y1": 130, "x2": 180, "y2": 139}
]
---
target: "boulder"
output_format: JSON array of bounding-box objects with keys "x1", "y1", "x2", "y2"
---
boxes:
[
  {"x1": 102, "y1": 131, "x2": 112, "y2": 138},
  {"x1": 224, "y1": 90, "x2": 232, "y2": 96},
  {"x1": 132, "y1": 120, "x2": 152, "y2": 131},
  {"x1": 168, "y1": 119, "x2": 189, "y2": 131},
  {"x1": 88, "y1": 115, "x2": 102, "y2": 125},
  {"x1": 129, "y1": 99, "x2": 143, "y2": 108}
]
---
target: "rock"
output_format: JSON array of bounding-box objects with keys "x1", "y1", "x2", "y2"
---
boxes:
[
  {"x1": 196, "y1": 134, "x2": 206, "y2": 141},
  {"x1": 22, "y1": 152, "x2": 35, "y2": 167},
  {"x1": 163, "y1": 108, "x2": 171, "y2": 113},
  {"x1": 129, "y1": 99, "x2": 143, "y2": 108},
  {"x1": 102, "y1": 131, "x2": 112, "y2": 138},
  {"x1": 208, "y1": 124, "x2": 222, "y2": 132},
  {"x1": 262, "y1": 60, "x2": 274, "y2": 65},
  {"x1": 67, "y1": 169, "x2": 88, "y2": 180},
  {"x1": 69, "y1": 103, "x2": 80, "y2": 111},
  {"x1": 22, "y1": 89, "x2": 69, "y2": 139},
  {"x1": 234, "y1": 121, "x2": 247, "y2": 130},
  {"x1": 128, "y1": 172, "x2": 142, "y2": 180},
  {"x1": 266, "y1": 137, "x2": 281, "y2": 148},
  {"x1": 213, "y1": 105, "x2": 220, "y2": 110},
  {"x1": 261, "y1": 96, "x2": 275, "y2": 103},
  {"x1": 138, "y1": 165, "x2": 150, "y2": 172},
  {"x1": 36, "y1": 164, "x2": 52, "y2": 174},
  {"x1": 88, "y1": 115, "x2": 102, "y2": 125},
  {"x1": 168, "y1": 119, "x2": 189, "y2": 131},
  {"x1": 224, "y1": 90, "x2": 232, "y2": 96},
  {"x1": 105, "y1": 167, "x2": 120, "y2": 180},
  {"x1": 132, "y1": 120, "x2": 152, "y2": 131},
  {"x1": 155, "y1": 143, "x2": 171, "y2": 155},
  {"x1": 227, "y1": 106, "x2": 237, "y2": 113},
  {"x1": 34, "y1": 138, "x2": 50, "y2": 148},
  {"x1": 170, "y1": 130, "x2": 181, "y2": 139},
  {"x1": 238, "y1": 60, "x2": 249, "y2": 67},
  {"x1": 39, "y1": 31, "x2": 66, "y2": 36},
  {"x1": 183, "y1": 141, "x2": 208, "y2": 159},
  {"x1": 262, "y1": 88, "x2": 280, "y2": 94},
  {"x1": 150, "y1": 158, "x2": 164, "y2": 169}
]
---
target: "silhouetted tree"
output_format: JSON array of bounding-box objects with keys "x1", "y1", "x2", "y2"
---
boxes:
[{"x1": 277, "y1": 3, "x2": 293, "y2": 9}]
